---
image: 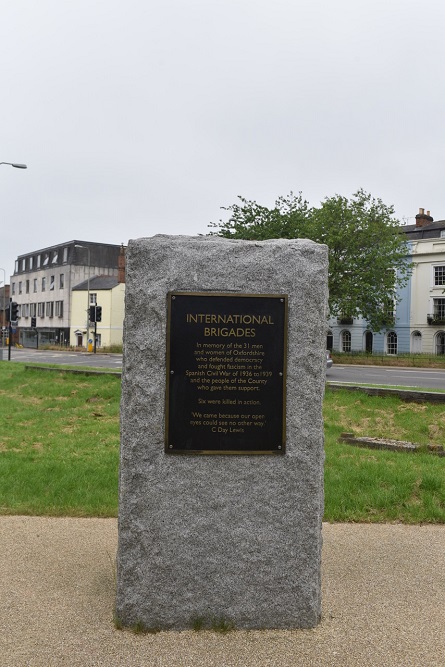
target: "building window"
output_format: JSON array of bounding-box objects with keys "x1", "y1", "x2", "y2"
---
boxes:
[
  {"x1": 26, "y1": 280, "x2": 30, "y2": 294},
  {"x1": 387, "y1": 331, "x2": 398, "y2": 355},
  {"x1": 365, "y1": 331, "x2": 373, "y2": 353},
  {"x1": 60, "y1": 274, "x2": 64, "y2": 289},
  {"x1": 46, "y1": 301, "x2": 54, "y2": 318},
  {"x1": 433, "y1": 298, "x2": 445, "y2": 320},
  {"x1": 49, "y1": 275, "x2": 55, "y2": 290},
  {"x1": 63, "y1": 247, "x2": 68, "y2": 262},
  {"x1": 18, "y1": 281, "x2": 22, "y2": 294},
  {"x1": 15, "y1": 260, "x2": 18, "y2": 273},
  {"x1": 326, "y1": 330, "x2": 333, "y2": 351},
  {"x1": 11, "y1": 282, "x2": 15, "y2": 295},
  {"x1": 23, "y1": 304, "x2": 29, "y2": 318},
  {"x1": 90, "y1": 293, "x2": 97, "y2": 305},
  {"x1": 30, "y1": 303, "x2": 37, "y2": 317},
  {"x1": 38, "y1": 302, "x2": 45, "y2": 317},
  {"x1": 33, "y1": 279, "x2": 37, "y2": 293},
  {"x1": 37, "y1": 255, "x2": 41, "y2": 268},
  {"x1": 383, "y1": 298, "x2": 395, "y2": 321},
  {"x1": 43, "y1": 253, "x2": 49, "y2": 266},
  {"x1": 337, "y1": 315, "x2": 354, "y2": 325},
  {"x1": 21, "y1": 258, "x2": 26, "y2": 271},
  {"x1": 52, "y1": 251, "x2": 58, "y2": 264},
  {"x1": 436, "y1": 332, "x2": 445, "y2": 355},
  {"x1": 42, "y1": 277, "x2": 46, "y2": 292},
  {"x1": 29, "y1": 256, "x2": 33, "y2": 270},
  {"x1": 55, "y1": 300, "x2": 64, "y2": 318},
  {"x1": 341, "y1": 330, "x2": 351, "y2": 352},
  {"x1": 434, "y1": 266, "x2": 445, "y2": 286}
]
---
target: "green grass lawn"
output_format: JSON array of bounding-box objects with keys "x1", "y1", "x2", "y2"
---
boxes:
[
  {"x1": 324, "y1": 387, "x2": 445, "y2": 523},
  {"x1": 1, "y1": 362, "x2": 444, "y2": 522},
  {"x1": 0, "y1": 363, "x2": 120, "y2": 516}
]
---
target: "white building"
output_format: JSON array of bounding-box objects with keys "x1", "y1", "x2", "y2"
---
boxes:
[
  {"x1": 327, "y1": 208, "x2": 445, "y2": 356},
  {"x1": 10, "y1": 240, "x2": 124, "y2": 347},
  {"x1": 404, "y1": 210, "x2": 445, "y2": 355},
  {"x1": 71, "y1": 276, "x2": 125, "y2": 349}
]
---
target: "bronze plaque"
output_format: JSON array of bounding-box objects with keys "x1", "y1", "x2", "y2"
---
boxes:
[{"x1": 165, "y1": 292, "x2": 287, "y2": 454}]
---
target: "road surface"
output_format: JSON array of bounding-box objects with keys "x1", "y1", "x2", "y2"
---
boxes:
[
  {"x1": 328, "y1": 363, "x2": 445, "y2": 390},
  {"x1": 4, "y1": 348, "x2": 445, "y2": 390},
  {"x1": 3, "y1": 347, "x2": 122, "y2": 370}
]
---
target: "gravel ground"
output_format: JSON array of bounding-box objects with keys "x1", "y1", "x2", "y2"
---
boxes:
[{"x1": 1, "y1": 517, "x2": 444, "y2": 667}]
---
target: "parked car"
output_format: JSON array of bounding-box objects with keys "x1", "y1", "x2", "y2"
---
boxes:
[{"x1": 326, "y1": 350, "x2": 333, "y2": 370}]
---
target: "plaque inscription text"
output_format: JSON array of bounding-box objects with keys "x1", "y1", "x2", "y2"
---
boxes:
[{"x1": 165, "y1": 292, "x2": 287, "y2": 454}]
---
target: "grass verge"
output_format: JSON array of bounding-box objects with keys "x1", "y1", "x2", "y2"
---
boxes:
[
  {"x1": 324, "y1": 387, "x2": 445, "y2": 523},
  {"x1": 0, "y1": 363, "x2": 444, "y2": 522},
  {"x1": 0, "y1": 362, "x2": 120, "y2": 516},
  {"x1": 328, "y1": 381, "x2": 445, "y2": 393}
]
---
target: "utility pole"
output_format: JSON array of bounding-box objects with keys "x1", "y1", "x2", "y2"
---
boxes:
[
  {"x1": 0, "y1": 267, "x2": 5, "y2": 348},
  {"x1": 7, "y1": 300, "x2": 18, "y2": 361},
  {"x1": 75, "y1": 244, "x2": 91, "y2": 351},
  {"x1": 89, "y1": 304, "x2": 101, "y2": 353},
  {"x1": 1, "y1": 161, "x2": 27, "y2": 356},
  {"x1": 8, "y1": 299, "x2": 12, "y2": 361}
]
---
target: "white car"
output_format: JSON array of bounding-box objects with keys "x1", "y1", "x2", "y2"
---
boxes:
[{"x1": 326, "y1": 350, "x2": 333, "y2": 370}]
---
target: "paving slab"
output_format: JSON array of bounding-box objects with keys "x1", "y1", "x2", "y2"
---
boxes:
[{"x1": 0, "y1": 517, "x2": 444, "y2": 667}]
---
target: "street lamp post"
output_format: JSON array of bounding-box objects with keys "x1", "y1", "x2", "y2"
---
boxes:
[
  {"x1": 0, "y1": 268, "x2": 5, "y2": 347},
  {"x1": 75, "y1": 245, "x2": 91, "y2": 351},
  {"x1": 0, "y1": 162, "x2": 27, "y2": 169},
  {"x1": 1, "y1": 161, "x2": 26, "y2": 355}
]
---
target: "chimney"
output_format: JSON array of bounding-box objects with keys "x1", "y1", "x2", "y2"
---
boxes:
[
  {"x1": 415, "y1": 208, "x2": 433, "y2": 227},
  {"x1": 118, "y1": 244, "x2": 126, "y2": 283}
]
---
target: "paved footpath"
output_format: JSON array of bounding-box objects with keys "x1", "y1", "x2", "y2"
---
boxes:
[{"x1": 1, "y1": 517, "x2": 444, "y2": 667}]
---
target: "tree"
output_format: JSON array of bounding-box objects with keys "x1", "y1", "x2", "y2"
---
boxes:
[{"x1": 210, "y1": 189, "x2": 411, "y2": 331}]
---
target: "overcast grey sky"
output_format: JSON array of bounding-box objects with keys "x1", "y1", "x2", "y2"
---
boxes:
[{"x1": 1, "y1": 0, "x2": 444, "y2": 280}]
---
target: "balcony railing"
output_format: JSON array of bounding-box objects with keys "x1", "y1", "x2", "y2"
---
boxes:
[{"x1": 427, "y1": 314, "x2": 445, "y2": 325}]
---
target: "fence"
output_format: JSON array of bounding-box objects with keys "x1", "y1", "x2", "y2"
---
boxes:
[{"x1": 331, "y1": 351, "x2": 445, "y2": 368}]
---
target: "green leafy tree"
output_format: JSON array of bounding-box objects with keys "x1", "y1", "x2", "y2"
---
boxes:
[{"x1": 210, "y1": 189, "x2": 411, "y2": 331}]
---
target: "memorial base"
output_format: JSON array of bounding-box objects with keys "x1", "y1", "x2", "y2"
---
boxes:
[{"x1": 117, "y1": 235, "x2": 327, "y2": 630}]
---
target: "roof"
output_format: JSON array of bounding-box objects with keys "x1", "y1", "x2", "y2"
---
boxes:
[
  {"x1": 72, "y1": 275, "x2": 120, "y2": 291},
  {"x1": 17, "y1": 240, "x2": 122, "y2": 259},
  {"x1": 13, "y1": 241, "x2": 125, "y2": 276},
  {"x1": 400, "y1": 219, "x2": 445, "y2": 240}
]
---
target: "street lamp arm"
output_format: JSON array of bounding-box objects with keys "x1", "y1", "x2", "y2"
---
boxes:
[{"x1": 0, "y1": 162, "x2": 27, "y2": 169}]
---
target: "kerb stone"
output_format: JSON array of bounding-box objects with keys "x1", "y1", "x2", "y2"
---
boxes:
[{"x1": 116, "y1": 235, "x2": 328, "y2": 630}]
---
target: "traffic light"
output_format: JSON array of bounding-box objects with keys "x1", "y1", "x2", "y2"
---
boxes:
[
  {"x1": 89, "y1": 305, "x2": 102, "y2": 322},
  {"x1": 8, "y1": 301, "x2": 19, "y2": 322},
  {"x1": 31, "y1": 316, "x2": 37, "y2": 328}
]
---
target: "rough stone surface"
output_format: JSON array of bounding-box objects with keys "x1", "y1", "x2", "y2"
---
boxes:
[{"x1": 116, "y1": 235, "x2": 328, "y2": 630}]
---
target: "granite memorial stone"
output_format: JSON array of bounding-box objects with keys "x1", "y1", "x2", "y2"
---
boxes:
[{"x1": 116, "y1": 235, "x2": 328, "y2": 630}]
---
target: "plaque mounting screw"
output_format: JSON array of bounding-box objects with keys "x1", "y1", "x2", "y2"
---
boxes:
[
  {"x1": 279, "y1": 372, "x2": 283, "y2": 377},
  {"x1": 278, "y1": 445, "x2": 282, "y2": 449},
  {"x1": 170, "y1": 370, "x2": 174, "y2": 374},
  {"x1": 172, "y1": 295, "x2": 176, "y2": 300},
  {"x1": 280, "y1": 298, "x2": 284, "y2": 302},
  {"x1": 169, "y1": 444, "x2": 173, "y2": 449}
]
